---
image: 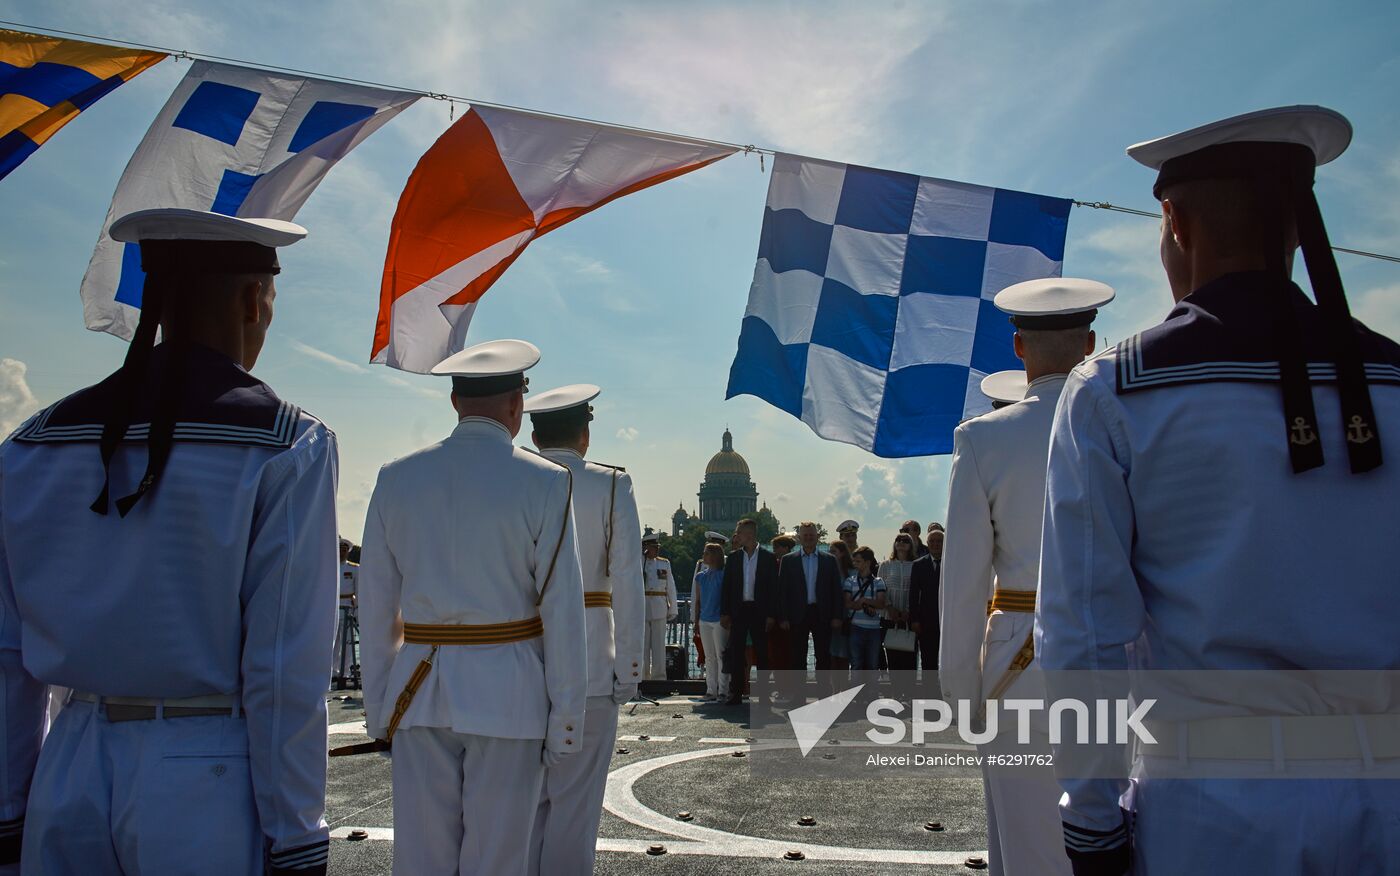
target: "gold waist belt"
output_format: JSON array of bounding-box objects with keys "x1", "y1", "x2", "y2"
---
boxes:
[
  {"x1": 986, "y1": 589, "x2": 1037, "y2": 616},
  {"x1": 584, "y1": 591, "x2": 613, "y2": 608},
  {"x1": 403, "y1": 617, "x2": 543, "y2": 645},
  {"x1": 645, "y1": 590, "x2": 668, "y2": 597}
]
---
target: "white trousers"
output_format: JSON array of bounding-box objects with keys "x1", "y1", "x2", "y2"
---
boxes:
[
  {"x1": 698, "y1": 621, "x2": 729, "y2": 697},
  {"x1": 24, "y1": 699, "x2": 262, "y2": 875},
  {"x1": 643, "y1": 619, "x2": 668, "y2": 681},
  {"x1": 528, "y1": 697, "x2": 619, "y2": 875},
  {"x1": 392, "y1": 728, "x2": 544, "y2": 876},
  {"x1": 977, "y1": 731, "x2": 1072, "y2": 876}
]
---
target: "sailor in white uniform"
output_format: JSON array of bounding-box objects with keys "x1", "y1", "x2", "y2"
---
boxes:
[
  {"x1": 941, "y1": 277, "x2": 1113, "y2": 876},
  {"x1": 641, "y1": 532, "x2": 677, "y2": 681},
  {"x1": 524, "y1": 384, "x2": 644, "y2": 875},
  {"x1": 1038, "y1": 107, "x2": 1400, "y2": 874},
  {"x1": 358, "y1": 339, "x2": 587, "y2": 876},
  {"x1": 0, "y1": 209, "x2": 338, "y2": 875},
  {"x1": 333, "y1": 537, "x2": 359, "y2": 687}
]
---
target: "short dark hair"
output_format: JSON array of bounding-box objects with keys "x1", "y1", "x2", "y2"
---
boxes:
[
  {"x1": 532, "y1": 416, "x2": 588, "y2": 448},
  {"x1": 736, "y1": 518, "x2": 757, "y2": 533}
]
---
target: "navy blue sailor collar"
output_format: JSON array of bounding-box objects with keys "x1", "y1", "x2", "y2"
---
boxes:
[
  {"x1": 14, "y1": 343, "x2": 299, "y2": 449},
  {"x1": 1116, "y1": 270, "x2": 1400, "y2": 394}
]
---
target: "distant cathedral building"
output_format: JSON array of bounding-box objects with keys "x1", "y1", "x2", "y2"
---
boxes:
[{"x1": 671, "y1": 429, "x2": 760, "y2": 536}]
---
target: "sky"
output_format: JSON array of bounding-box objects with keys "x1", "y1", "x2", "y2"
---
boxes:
[{"x1": 1, "y1": 0, "x2": 1398, "y2": 546}]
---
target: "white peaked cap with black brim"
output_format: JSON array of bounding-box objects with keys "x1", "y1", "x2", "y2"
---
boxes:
[
  {"x1": 432, "y1": 339, "x2": 540, "y2": 398},
  {"x1": 994, "y1": 278, "x2": 1114, "y2": 330},
  {"x1": 980, "y1": 370, "x2": 1029, "y2": 406},
  {"x1": 524, "y1": 383, "x2": 601, "y2": 424}
]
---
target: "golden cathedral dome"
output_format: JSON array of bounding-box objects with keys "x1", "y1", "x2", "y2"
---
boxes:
[{"x1": 705, "y1": 429, "x2": 750, "y2": 476}]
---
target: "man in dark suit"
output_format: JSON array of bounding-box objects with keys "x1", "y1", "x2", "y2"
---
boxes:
[
  {"x1": 778, "y1": 522, "x2": 843, "y2": 696},
  {"x1": 720, "y1": 517, "x2": 779, "y2": 705},
  {"x1": 909, "y1": 523, "x2": 944, "y2": 687}
]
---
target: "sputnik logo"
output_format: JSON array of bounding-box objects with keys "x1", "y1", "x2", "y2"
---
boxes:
[{"x1": 787, "y1": 685, "x2": 864, "y2": 756}]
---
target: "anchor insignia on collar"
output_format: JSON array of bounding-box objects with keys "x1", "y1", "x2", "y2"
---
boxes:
[
  {"x1": 1289, "y1": 417, "x2": 1318, "y2": 447},
  {"x1": 1346, "y1": 415, "x2": 1376, "y2": 445}
]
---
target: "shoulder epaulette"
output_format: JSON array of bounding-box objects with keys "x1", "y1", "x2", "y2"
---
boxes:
[
  {"x1": 522, "y1": 446, "x2": 571, "y2": 470},
  {"x1": 591, "y1": 461, "x2": 627, "y2": 472}
]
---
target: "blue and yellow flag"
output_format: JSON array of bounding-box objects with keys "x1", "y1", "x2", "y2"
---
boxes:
[{"x1": 0, "y1": 30, "x2": 165, "y2": 181}]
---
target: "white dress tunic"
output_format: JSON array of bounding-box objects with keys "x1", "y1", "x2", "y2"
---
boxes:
[
  {"x1": 357, "y1": 416, "x2": 587, "y2": 876},
  {"x1": 641, "y1": 557, "x2": 677, "y2": 681},
  {"x1": 1038, "y1": 273, "x2": 1400, "y2": 873},
  {"x1": 529, "y1": 448, "x2": 644, "y2": 875},
  {"x1": 941, "y1": 373, "x2": 1073, "y2": 876},
  {"x1": 0, "y1": 345, "x2": 339, "y2": 875}
]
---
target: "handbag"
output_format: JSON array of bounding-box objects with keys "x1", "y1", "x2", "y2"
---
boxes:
[{"x1": 884, "y1": 625, "x2": 917, "y2": 652}]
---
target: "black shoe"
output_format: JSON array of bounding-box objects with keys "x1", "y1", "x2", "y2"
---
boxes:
[{"x1": 725, "y1": 694, "x2": 743, "y2": 706}]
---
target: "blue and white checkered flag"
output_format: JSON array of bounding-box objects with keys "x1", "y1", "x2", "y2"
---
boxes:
[
  {"x1": 726, "y1": 154, "x2": 1071, "y2": 457},
  {"x1": 80, "y1": 61, "x2": 418, "y2": 340}
]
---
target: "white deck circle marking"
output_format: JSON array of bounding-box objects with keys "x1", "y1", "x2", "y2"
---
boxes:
[
  {"x1": 331, "y1": 740, "x2": 988, "y2": 862},
  {"x1": 602, "y1": 742, "x2": 987, "y2": 864}
]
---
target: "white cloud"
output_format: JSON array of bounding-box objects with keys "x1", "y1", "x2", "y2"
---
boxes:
[
  {"x1": 558, "y1": 250, "x2": 613, "y2": 280},
  {"x1": 377, "y1": 372, "x2": 442, "y2": 400},
  {"x1": 1351, "y1": 283, "x2": 1400, "y2": 340},
  {"x1": 0, "y1": 359, "x2": 41, "y2": 437},
  {"x1": 815, "y1": 457, "x2": 951, "y2": 538},
  {"x1": 616, "y1": 426, "x2": 639, "y2": 442},
  {"x1": 603, "y1": 4, "x2": 946, "y2": 160},
  {"x1": 289, "y1": 340, "x2": 367, "y2": 374}
]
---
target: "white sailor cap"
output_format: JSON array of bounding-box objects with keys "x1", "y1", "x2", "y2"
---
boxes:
[
  {"x1": 111, "y1": 208, "x2": 307, "y2": 247},
  {"x1": 994, "y1": 278, "x2": 1114, "y2": 330},
  {"x1": 109, "y1": 208, "x2": 306, "y2": 276},
  {"x1": 704, "y1": 530, "x2": 729, "y2": 543},
  {"x1": 1127, "y1": 105, "x2": 1351, "y2": 199},
  {"x1": 642, "y1": 530, "x2": 661, "y2": 544},
  {"x1": 431, "y1": 339, "x2": 540, "y2": 397},
  {"x1": 524, "y1": 383, "x2": 600, "y2": 426},
  {"x1": 836, "y1": 519, "x2": 859, "y2": 534},
  {"x1": 980, "y1": 370, "x2": 1029, "y2": 407}
]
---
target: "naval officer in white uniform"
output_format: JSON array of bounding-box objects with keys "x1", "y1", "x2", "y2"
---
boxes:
[
  {"x1": 358, "y1": 339, "x2": 587, "y2": 876},
  {"x1": 1, "y1": 209, "x2": 338, "y2": 874},
  {"x1": 333, "y1": 537, "x2": 359, "y2": 687},
  {"x1": 641, "y1": 532, "x2": 677, "y2": 680},
  {"x1": 1039, "y1": 107, "x2": 1400, "y2": 875},
  {"x1": 941, "y1": 277, "x2": 1113, "y2": 876},
  {"x1": 524, "y1": 384, "x2": 644, "y2": 875}
]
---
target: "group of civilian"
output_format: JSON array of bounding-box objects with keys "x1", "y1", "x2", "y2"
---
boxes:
[{"x1": 690, "y1": 517, "x2": 944, "y2": 704}]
